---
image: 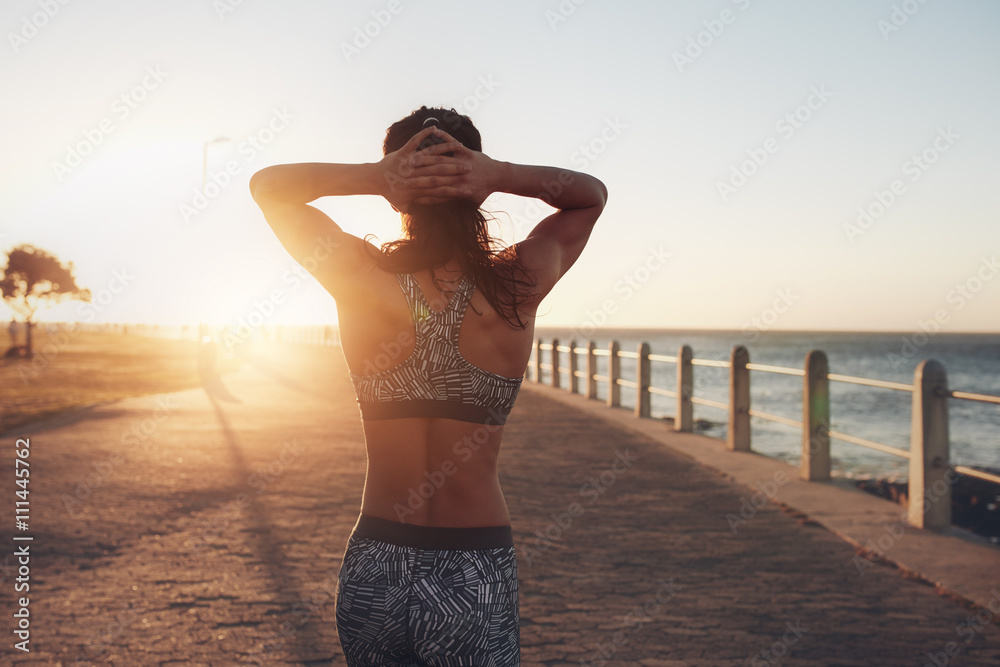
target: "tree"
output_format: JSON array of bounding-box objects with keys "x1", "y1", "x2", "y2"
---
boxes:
[{"x1": 1, "y1": 244, "x2": 91, "y2": 357}]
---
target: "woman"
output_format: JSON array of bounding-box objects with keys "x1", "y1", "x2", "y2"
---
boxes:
[{"x1": 250, "y1": 106, "x2": 607, "y2": 666}]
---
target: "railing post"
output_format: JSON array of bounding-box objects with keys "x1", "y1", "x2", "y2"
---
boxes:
[
  {"x1": 728, "y1": 345, "x2": 751, "y2": 451},
  {"x1": 908, "y1": 359, "x2": 951, "y2": 530},
  {"x1": 550, "y1": 338, "x2": 561, "y2": 389},
  {"x1": 801, "y1": 350, "x2": 830, "y2": 481},
  {"x1": 568, "y1": 340, "x2": 579, "y2": 394},
  {"x1": 636, "y1": 342, "x2": 651, "y2": 418},
  {"x1": 608, "y1": 340, "x2": 621, "y2": 408},
  {"x1": 586, "y1": 341, "x2": 597, "y2": 399},
  {"x1": 534, "y1": 338, "x2": 542, "y2": 383},
  {"x1": 677, "y1": 344, "x2": 693, "y2": 432}
]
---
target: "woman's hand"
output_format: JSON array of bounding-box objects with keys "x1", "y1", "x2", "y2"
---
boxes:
[
  {"x1": 375, "y1": 125, "x2": 475, "y2": 212},
  {"x1": 406, "y1": 128, "x2": 507, "y2": 208}
]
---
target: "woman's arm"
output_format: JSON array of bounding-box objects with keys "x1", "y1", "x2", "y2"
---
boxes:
[
  {"x1": 249, "y1": 126, "x2": 469, "y2": 299},
  {"x1": 413, "y1": 131, "x2": 608, "y2": 299},
  {"x1": 250, "y1": 162, "x2": 381, "y2": 203},
  {"x1": 250, "y1": 163, "x2": 380, "y2": 301},
  {"x1": 499, "y1": 161, "x2": 607, "y2": 275},
  {"x1": 497, "y1": 162, "x2": 608, "y2": 301}
]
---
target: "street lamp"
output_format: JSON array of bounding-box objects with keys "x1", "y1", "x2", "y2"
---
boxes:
[{"x1": 202, "y1": 136, "x2": 231, "y2": 190}]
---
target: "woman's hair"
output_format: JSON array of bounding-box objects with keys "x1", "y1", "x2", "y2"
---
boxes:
[{"x1": 371, "y1": 105, "x2": 534, "y2": 329}]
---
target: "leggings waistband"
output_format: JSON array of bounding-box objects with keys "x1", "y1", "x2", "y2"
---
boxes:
[{"x1": 351, "y1": 514, "x2": 514, "y2": 550}]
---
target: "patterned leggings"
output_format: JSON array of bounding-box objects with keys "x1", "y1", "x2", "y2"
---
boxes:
[{"x1": 336, "y1": 514, "x2": 520, "y2": 666}]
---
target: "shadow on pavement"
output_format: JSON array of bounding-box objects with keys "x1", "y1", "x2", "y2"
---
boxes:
[{"x1": 205, "y1": 392, "x2": 323, "y2": 664}]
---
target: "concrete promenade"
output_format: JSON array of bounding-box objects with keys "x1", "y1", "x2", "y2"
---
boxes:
[{"x1": 4, "y1": 343, "x2": 1000, "y2": 666}]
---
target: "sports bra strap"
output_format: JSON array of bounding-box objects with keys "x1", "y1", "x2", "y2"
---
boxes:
[
  {"x1": 395, "y1": 273, "x2": 431, "y2": 324},
  {"x1": 396, "y1": 273, "x2": 474, "y2": 344}
]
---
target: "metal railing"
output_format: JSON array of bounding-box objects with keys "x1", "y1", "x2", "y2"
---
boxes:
[{"x1": 530, "y1": 337, "x2": 1000, "y2": 531}]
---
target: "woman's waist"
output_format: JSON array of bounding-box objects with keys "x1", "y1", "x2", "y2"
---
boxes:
[
  {"x1": 363, "y1": 425, "x2": 504, "y2": 487},
  {"x1": 349, "y1": 513, "x2": 513, "y2": 550},
  {"x1": 361, "y1": 427, "x2": 508, "y2": 526},
  {"x1": 361, "y1": 473, "x2": 510, "y2": 528}
]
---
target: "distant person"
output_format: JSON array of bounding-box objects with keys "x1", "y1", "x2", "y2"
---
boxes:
[
  {"x1": 9, "y1": 318, "x2": 18, "y2": 347},
  {"x1": 198, "y1": 335, "x2": 219, "y2": 379},
  {"x1": 251, "y1": 106, "x2": 607, "y2": 666}
]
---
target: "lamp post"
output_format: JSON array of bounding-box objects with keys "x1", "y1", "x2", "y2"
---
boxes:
[
  {"x1": 198, "y1": 136, "x2": 230, "y2": 343},
  {"x1": 202, "y1": 136, "x2": 231, "y2": 190}
]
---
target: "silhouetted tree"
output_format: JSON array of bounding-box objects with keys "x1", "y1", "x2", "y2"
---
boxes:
[{"x1": 0, "y1": 244, "x2": 91, "y2": 357}]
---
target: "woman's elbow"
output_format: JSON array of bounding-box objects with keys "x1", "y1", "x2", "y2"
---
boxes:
[
  {"x1": 249, "y1": 167, "x2": 277, "y2": 202},
  {"x1": 596, "y1": 179, "x2": 609, "y2": 209}
]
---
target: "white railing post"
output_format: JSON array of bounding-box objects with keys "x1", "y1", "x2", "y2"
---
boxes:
[
  {"x1": 586, "y1": 341, "x2": 597, "y2": 399},
  {"x1": 801, "y1": 350, "x2": 831, "y2": 481},
  {"x1": 677, "y1": 344, "x2": 693, "y2": 432},
  {"x1": 568, "y1": 339, "x2": 579, "y2": 394},
  {"x1": 608, "y1": 340, "x2": 621, "y2": 408},
  {"x1": 636, "y1": 342, "x2": 651, "y2": 418},
  {"x1": 550, "y1": 338, "x2": 561, "y2": 389},
  {"x1": 534, "y1": 338, "x2": 542, "y2": 383},
  {"x1": 728, "y1": 345, "x2": 751, "y2": 451},
  {"x1": 908, "y1": 359, "x2": 951, "y2": 530}
]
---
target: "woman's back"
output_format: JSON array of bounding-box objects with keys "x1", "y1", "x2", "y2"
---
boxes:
[{"x1": 336, "y1": 259, "x2": 538, "y2": 526}]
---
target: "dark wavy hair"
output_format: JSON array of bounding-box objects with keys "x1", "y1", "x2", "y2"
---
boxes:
[{"x1": 371, "y1": 106, "x2": 534, "y2": 329}]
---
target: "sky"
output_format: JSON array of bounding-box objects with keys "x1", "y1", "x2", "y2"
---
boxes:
[{"x1": 1, "y1": 0, "x2": 998, "y2": 334}]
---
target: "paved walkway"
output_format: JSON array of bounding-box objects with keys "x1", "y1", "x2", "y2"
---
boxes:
[{"x1": 4, "y1": 343, "x2": 1000, "y2": 665}]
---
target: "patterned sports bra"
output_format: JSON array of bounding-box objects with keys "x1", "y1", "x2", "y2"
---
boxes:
[{"x1": 348, "y1": 272, "x2": 523, "y2": 425}]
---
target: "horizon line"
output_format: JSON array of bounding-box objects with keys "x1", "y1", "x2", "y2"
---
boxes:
[{"x1": 18, "y1": 320, "x2": 1000, "y2": 337}]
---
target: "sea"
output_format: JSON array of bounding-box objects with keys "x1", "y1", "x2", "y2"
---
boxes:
[{"x1": 533, "y1": 328, "x2": 1000, "y2": 482}]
